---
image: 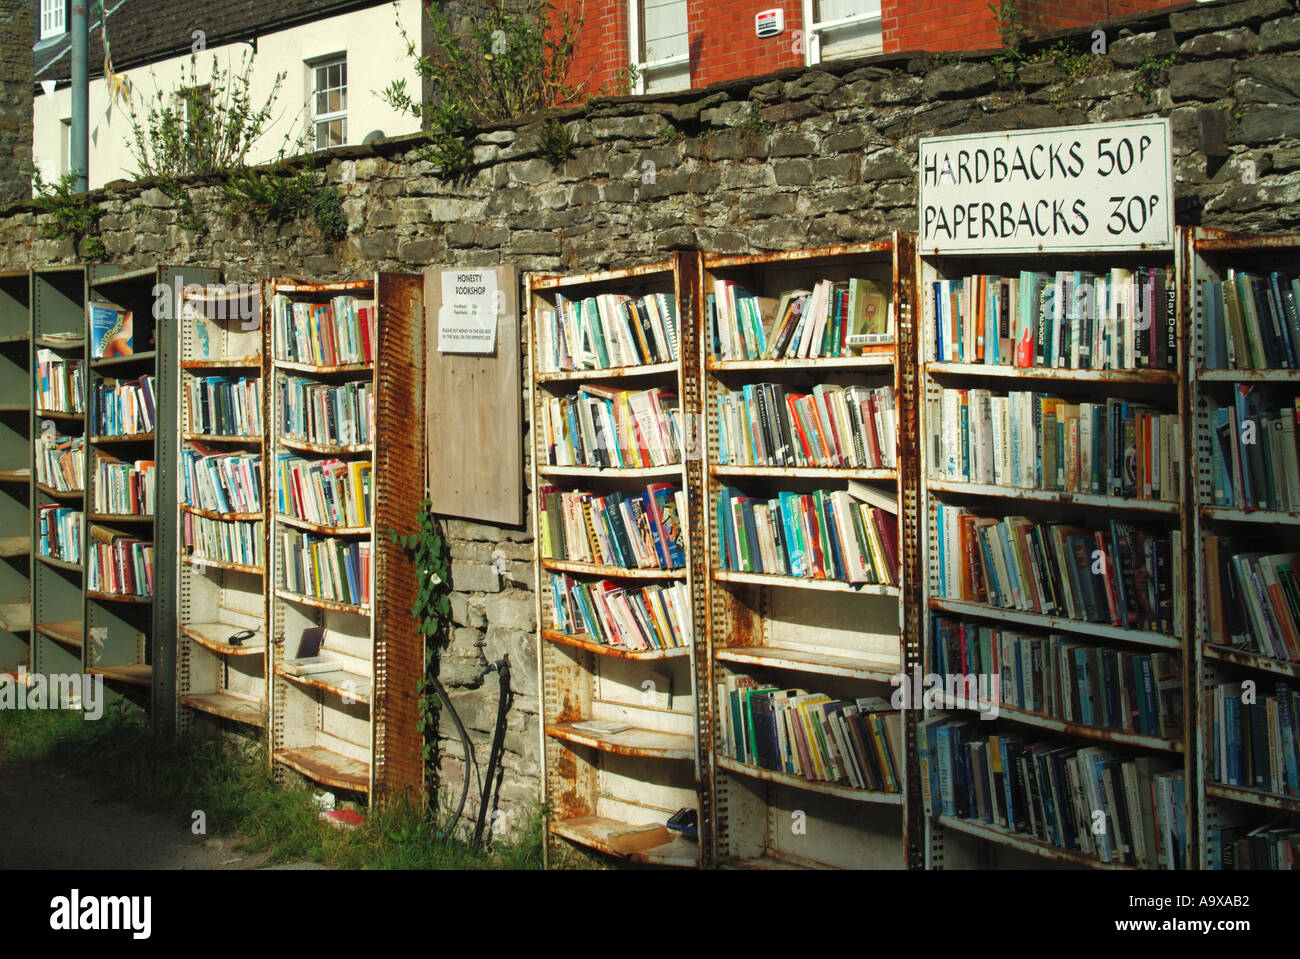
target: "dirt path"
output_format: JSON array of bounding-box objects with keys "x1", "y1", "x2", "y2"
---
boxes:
[{"x1": 0, "y1": 761, "x2": 323, "y2": 869}]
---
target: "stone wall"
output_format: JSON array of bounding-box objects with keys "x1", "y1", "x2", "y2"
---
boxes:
[
  {"x1": 0, "y1": 0, "x2": 32, "y2": 204},
  {"x1": 1, "y1": 0, "x2": 1299, "y2": 836}
]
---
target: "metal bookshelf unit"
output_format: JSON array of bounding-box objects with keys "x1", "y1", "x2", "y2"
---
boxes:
[
  {"x1": 267, "y1": 274, "x2": 425, "y2": 804},
  {"x1": 917, "y1": 243, "x2": 1194, "y2": 870},
  {"x1": 0, "y1": 270, "x2": 32, "y2": 673},
  {"x1": 528, "y1": 254, "x2": 709, "y2": 867},
  {"x1": 1188, "y1": 227, "x2": 1300, "y2": 869},
  {"x1": 700, "y1": 237, "x2": 921, "y2": 869},
  {"x1": 175, "y1": 281, "x2": 270, "y2": 735}
]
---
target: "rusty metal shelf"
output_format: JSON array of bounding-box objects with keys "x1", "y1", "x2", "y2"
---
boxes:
[
  {"x1": 709, "y1": 354, "x2": 893, "y2": 372},
  {"x1": 925, "y1": 362, "x2": 1178, "y2": 385},
  {"x1": 928, "y1": 479, "x2": 1180, "y2": 514},
  {"x1": 536, "y1": 361, "x2": 677, "y2": 383},
  {"x1": 87, "y1": 512, "x2": 154, "y2": 523},
  {"x1": 183, "y1": 554, "x2": 263, "y2": 576},
  {"x1": 0, "y1": 536, "x2": 28, "y2": 558},
  {"x1": 280, "y1": 437, "x2": 372, "y2": 456},
  {"x1": 949, "y1": 698, "x2": 1184, "y2": 752},
  {"x1": 90, "y1": 433, "x2": 155, "y2": 444},
  {"x1": 538, "y1": 464, "x2": 681, "y2": 479},
  {"x1": 1199, "y1": 505, "x2": 1300, "y2": 526},
  {"x1": 182, "y1": 622, "x2": 266, "y2": 656},
  {"x1": 714, "y1": 644, "x2": 900, "y2": 682},
  {"x1": 182, "y1": 431, "x2": 263, "y2": 445},
  {"x1": 716, "y1": 754, "x2": 903, "y2": 805},
  {"x1": 35, "y1": 408, "x2": 83, "y2": 420},
  {"x1": 542, "y1": 628, "x2": 689, "y2": 661},
  {"x1": 0, "y1": 603, "x2": 31, "y2": 633},
  {"x1": 180, "y1": 504, "x2": 262, "y2": 522},
  {"x1": 546, "y1": 722, "x2": 695, "y2": 760},
  {"x1": 714, "y1": 569, "x2": 899, "y2": 596},
  {"x1": 928, "y1": 598, "x2": 1182, "y2": 650},
  {"x1": 35, "y1": 482, "x2": 82, "y2": 500},
  {"x1": 275, "y1": 513, "x2": 370, "y2": 536},
  {"x1": 274, "y1": 359, "x2": 372, "y2": 375},
  {"x1": 36, "y1": 553, "x2": 82, "y2": 573},
  {"x1": 274, "y1": 745, "x2": 369, "y2": 793},
  {"x1": 711, "y1": 465, "x2": 897, "y2": 481},
  {"x1": 86, "y1": 589, "x2": 152, "y2": 605},
  {"x1": 1202, "y1": 643, "x2": 1300, "y2": 679},
  {"x1": 275, "y1": 664, "x2": 372, "y2": 705},
  {"x1": 181, "y1": 691, "x2": 266, "y2": 727},
  {"x1": 274, "y1": 587, "x2": 370, "y2": 616},
  {"x1": 0, "y1": 468, "x2": 30, "y2": 483},
  {"x1": 1197, "y1": 368, "x2": 1300, "y2": 383},
  {"x1": 935, "y1": 814, "x2": 1136, "y2": 869},
  {"x1": 36, "y1": 621, "x2": 80, "y2": 648},
  {"x1": 548, "y1": 816, "x2": 698, "y2": 867},
  {"x1": 181, "y1": 358, "x2": 262, "y2": 370},
  {"x1": 541, "y1": 558, "x2": 686, "y2": 580},
  {"x1": 88, "y1": 663, "x2": 152, "y2": 687},
  {"x1": 1206, "y1": 782, "x2": 1300, "y2": 815}
]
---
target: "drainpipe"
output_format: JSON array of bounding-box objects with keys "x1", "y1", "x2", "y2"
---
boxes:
[{"x1": 70, "y1": 1, "x2": 89, "y2": 191}]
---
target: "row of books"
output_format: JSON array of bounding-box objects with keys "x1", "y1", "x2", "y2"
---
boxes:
[
  {"x1": 716, "y1": 484, "x2": 899, "y2": 586},
  {"x1": 548, "y1": 573, "x2": 692, "y2": 650},
  {"x1": 1202, "y1": 271, "x2": 1300, "y2": 370},
  {"x1": 1203, "y1": 537, "x2": 1300, "y2": 662},
  {"x1": 542, "y1": 386, "x2": 682, "y2": 469},
  {"x1": 539, "y1": 484, "x2": 685, "y2": 571},
  {"x1": 935, "y1": 507, "x2": 1182, "y2": 635},
  {"x1": 35, "y1": 349, "x2": 84, "y2": 413},
  {"x1": 716, "y1": 383, "x2": 897, "y2": 470},
  {"x1": 87, "y1": 529, "x2": 154, "y2": 598},
  {"x1": 536, "y1": 291, "x2": 680, "y2": 372},
  {"x1": 1210, "y1": 681, "x2": 1299, "y2": 797},
  {"x1": 90, "y1": 375, "x2": 156, "y2": 436},
  {"x1": 1208, "y1": 387, "x2": 1300, "y2": 511},
  {"x1": 37, "y1": 505, "x2": 82, "y2": 564},
  {"x1": 707, "y1": 277, "x2": 892, "y2": 361},
  {"x1": 181, "y1": 449, "x2": 263, "y2": 515},
  {"x1": 92, "y1": 455, "x2": 155, "y2": 517},
  {"x1": 35, "y1": 434, "x2": 84, "y2": 493},
  {"x1": 931, "y1": 617, "x2": 1182, "y2": 738},
  {"x1": 183, "y1": 514, "x2": 263, "y2": 569},
  {"x1": 1208, "y1": 823, "x2": 1300, "y2": 869},
  {"x1": 184, "y1": 375, "x2": 261, "y2": 437},
  {"x1": 277, "y1": 376, "x2": 373, "y2": 448},
  {"x1": 276, "y1": 454, "x2": 372, "y2": 529},
  {"x1": 718, "y1": 675, "x2": 904, "y2": 793},
  {"x1": 920, "y1": 717, "x2": 1187, "y2": 868},
  {"x1": 272, "y1": 294, "x2": 376, "y2": 367},
  {"x1": 929, "y1": 267, "x2": 1177, "y2": 370},
  {"x1": 930, "y1": 390, "x2": 1181, "y2": 502},
  {"x1": 280, "y1": 529, "x2": 372, "y2": 608}
]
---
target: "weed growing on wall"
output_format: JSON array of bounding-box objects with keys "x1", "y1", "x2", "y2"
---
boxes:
[{"x1": 27, "y1": 166, "x2": 107, "y2": 260}]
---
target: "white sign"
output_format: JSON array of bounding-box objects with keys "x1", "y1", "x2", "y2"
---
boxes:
[
  {"x1": 437, "y1": 269, "x2": 498, "y2": 353},
  {"x1": 918, "y1": 119, "x2": 1173, "y2": 255}
]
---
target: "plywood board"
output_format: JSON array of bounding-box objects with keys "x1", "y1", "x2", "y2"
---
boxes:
[{"x1": 423, "y1": 265, "x2": 523, "y2": 526}]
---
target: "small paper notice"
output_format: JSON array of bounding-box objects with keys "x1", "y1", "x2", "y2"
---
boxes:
[{"x1": 437, "y1": 269, "x2": 498, "y2": 353}]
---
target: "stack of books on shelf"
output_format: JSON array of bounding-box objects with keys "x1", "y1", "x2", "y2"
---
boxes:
[
  {"x1": 183, "y1": 514, "x2": 263, "y2": 569},
  {"x1": 35, "y1": 434, "x2": 84, "y2": 492},
  {"x1": 91, "y1": 375, "x2": 156, "y2": 436},
  {"x1": 92, "y1": 454, "x2": 155, "y2": 516},
  {"x1": 280, "y1": 529, "x2": 372, "y2": 607},
  {"x1": 271, "y1": 294, "x2": 376, "y2": 366},
  {"x1": 535, "y1": 291, "x2": 679, "y2": 372},
  {"x1": 278, "y1": 377, "x2": 372, "y2": 446},
  {"x1": 1210, "y1": 680, "x2": 1299, "y2": 797},
  {"x1": 719, "y1": 676, "x2": 904, "y2": 792},
  {"x1": 539, "y1": 484, "x2": 685, "y2": 570},
  {"x1": 708, "y1": 277, "x2": 892, "y2": 360},
  {"x1": 934, "y1": 507, "x2": 1181, "y2": 635},
  {"x1": 1201, "y1": 270, "x2": 1300, "y2": 369},
  {"x1": 181, "y1": 448, "x2": 263, "y2": 515},
  {"x1": 1203, "y1": 538, "x2": 1300, "y2": 662},
  {"x1": 1208, "y1": 387, "x2": 1300, "y2": 510},
  {"x1": 87, "y1": 525, "x2": 153, "y2": 597},
  {"x1": 184, "y1": 375, "x2": 262, "y2": 437},
  {"x1": 548, "y1": 574, "x2": 692, "y2": 650},
  {"x1": 38, "y1": 504, "x2": 82, "y2": 564},
  {"x1": 36, "y1": 348, "x2": 85, "y2": 413},
  {"x1": 716, "y1": 383, "x2": 896, "y2": 469},
  {"x1": 919, "y1": 717, "x2": 1187, "y2": 867},
  {"x1": 275, "y1": 454, "x2": 371, "y2": 527},
  {"x1": 927, "y1": 267, "x2": 1177, "y2": 369},
  {"x1": 931, "y1": 617, "x2": 1182, "y2": 737},
  {"x1": 930, "y1": 389, "x2": 1180, "y2": 501},
  {"x1": 716, "y1": 483, "x2": 898, "y2": 586},
  {"x1": 1208, "y1": 822, "x2": 1300, "y2": 869},
  {"x1": 541, "y1": 386, "x2": 681, "y2": 469}
]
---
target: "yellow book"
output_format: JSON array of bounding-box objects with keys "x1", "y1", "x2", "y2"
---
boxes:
[{"x1": 350, "y1": 460, "x2": 371, "y2": 526}]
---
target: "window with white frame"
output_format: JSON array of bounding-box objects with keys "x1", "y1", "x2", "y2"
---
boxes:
[
  {"x1": 310, "y1": 56, "x2": 347, "y2": 150},
  {"x1": 802, "y1": 0, "x2": 882, "y2": 65},
  {"x1": 40, "y1": 0, "x2": 66, "y2": 40},
  {"x1": 630, "y1": 0, "x2": 689, "y2": 94}
]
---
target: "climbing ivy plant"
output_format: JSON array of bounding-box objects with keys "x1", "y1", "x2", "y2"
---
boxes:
[{"x1": 390, "y1": 499, "x2": 452, "y2": 798}]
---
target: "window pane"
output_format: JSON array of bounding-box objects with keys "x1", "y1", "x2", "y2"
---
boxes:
[
  {"x1": 316, "y1": 91, "x2": 328, "y2": 115},
  {"x1": 816, "y1": 0, "x2": 879, "y2": 21}
]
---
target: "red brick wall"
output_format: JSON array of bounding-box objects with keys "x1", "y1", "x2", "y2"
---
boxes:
[{"x1": 558, "y1": 0, "x2": 1185, "y2": 95}]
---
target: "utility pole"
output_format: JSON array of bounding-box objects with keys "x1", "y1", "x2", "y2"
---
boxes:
[{"x1": 70, "y1": 1, "x2": 89, "y2": 191}]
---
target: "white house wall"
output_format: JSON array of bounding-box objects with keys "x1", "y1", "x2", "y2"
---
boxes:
[{"x1": 32, "y1": 0, "x2": 422, "y2": 191}]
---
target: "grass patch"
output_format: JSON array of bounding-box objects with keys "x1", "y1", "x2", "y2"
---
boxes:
[{"x1": 0, "y1": 706, "x2": 568, "y2": 870}]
